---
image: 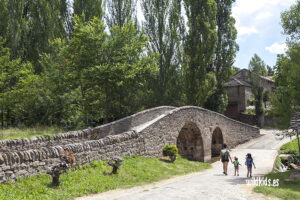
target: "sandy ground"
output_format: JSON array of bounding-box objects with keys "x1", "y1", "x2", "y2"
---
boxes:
[{"x1": 76, "y1": 129, "x2": 291, "y2": 200}]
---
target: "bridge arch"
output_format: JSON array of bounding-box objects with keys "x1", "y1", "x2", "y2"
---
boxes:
[
  {"x1": 211, "y1": 127, "x2": 224, "y2": 157},
  {"x1": 176, "y1": 122, "x2": 204, "y2": 161}
]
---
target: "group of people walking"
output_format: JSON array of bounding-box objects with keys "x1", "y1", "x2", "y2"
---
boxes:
[{"x1": 220, "y1": 144, "x2": 256, "y2": 177}]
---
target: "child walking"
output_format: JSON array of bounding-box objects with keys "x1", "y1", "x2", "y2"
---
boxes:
[
  {"x1": 232, "y1": 157, "x2": 241, "y2": 176},
  {"x1": 245, "y1": 153, "x2": 256, "y2": 177}
]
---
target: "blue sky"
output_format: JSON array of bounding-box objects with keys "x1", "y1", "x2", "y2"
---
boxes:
[{"x1": 232, "y1": 0, "x2": 296, "y2": 69}]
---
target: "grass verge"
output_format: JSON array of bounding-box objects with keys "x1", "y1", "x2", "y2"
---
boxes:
[
  {"x1": 254, "y1": 170, "x2": 300, "y2": 200},
  {"x1": 0, "y1": 126, "x2": 65, "y2": 140},
  {"x1": 254, "y1": 138, "x2": 300, "y2": 200},
  {"x1": 279, "y1": 137, "x2": 300, "y2": 155},
  {"x1": 0, "y1": 156, "x2": 211, "y2": 200}
]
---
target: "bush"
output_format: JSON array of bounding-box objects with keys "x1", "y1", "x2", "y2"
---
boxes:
[
  {"x1": 248, "y1": 98, "x2": 255, "y2": 106},
  {"x1": 287, "y1": 154, "x2": 300, "y2": 165},
  {"x1": 244, "y1": 108, "x2": 255, "y2": 115},
  {"x1": 163, "y1": 144, "x2": 178, "y2": 163}
]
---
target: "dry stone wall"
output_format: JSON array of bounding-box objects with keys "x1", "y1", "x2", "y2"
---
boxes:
[
  {"x1": 0, "y1": 106, "x2": 174, "y2": 152},
  {"x1": 0, "y1": 106, "x2": 259, "y2": 182},
  {"x1": 0, "y1": 131, "x2": 145, "y2": 182}
]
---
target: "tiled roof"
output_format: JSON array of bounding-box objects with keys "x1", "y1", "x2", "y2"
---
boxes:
[
  {"x1": 225, "y1": 78, "x2": 251, "y2": 87},
  {"x1": 290, "y1": 112, "x2": 300, "y2": 130},
  {"x1": 260, "y1": 76, "x2": 275, "y2": 83}
]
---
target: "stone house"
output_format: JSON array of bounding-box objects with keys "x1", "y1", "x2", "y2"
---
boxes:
[{"x1": 224, "y1": 69, "x2": 274, "y2": 120}]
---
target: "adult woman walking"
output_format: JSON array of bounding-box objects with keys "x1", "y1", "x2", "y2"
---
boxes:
[{"x1": 220, "y1": 144, "x2": 232, "y2": 175}]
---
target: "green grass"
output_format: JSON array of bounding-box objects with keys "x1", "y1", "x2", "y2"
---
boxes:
[
  {"x1": 275, "y1": 157, "x2": 282, "y2": 169},
  {"x1": 0, "y1": 156, "x2": 211, "y2": 200},
  {"x1": 0, "y1": 126, "x2": 65, "y2": 140},
  {"x1": 279, "y1": 137, "x2": 300, "y2": 155},
  {"x1": 254, "y1": 170, "x2": 300, "y2": 200}
]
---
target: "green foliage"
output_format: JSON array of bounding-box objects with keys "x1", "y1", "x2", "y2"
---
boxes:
[
  {"x1": 0, "y1": 156, "x2": 211, "y2": 200},
  {"x1": 205, "y1": 0, "x2": 238, "y2": 113},
  {"x1": 205, "y1": 88, "x2": 228, "y2": 114},
  {"x1": 267, "y1": 65, "x2": 275, "y2": 76},
  {"x1": 73, "y1": 0, "x2": 103, "y2": 22},
  {"x1": 263, "y1": 90, "x2": 270, "y2": 103},
  {"x1": 248, "y1": 54, "x2": 268, "y2": 127},
  {"x1": 106, "y1": 0, "x2": 136, "y2": 28},
  {"x1": 141, "y1": 0, "x2": 184, "y2": 106},
  {"x1": 248, "y1": 98, "x2": 255, "y2": 106},
  {"x1": 280, "y1": 137, "x2": 300, "y2": 155},
  {"x1": 275, "y1": 157, "x2": 282, "y2": 170},
  {"x1": 271, "y1": 44, "x2": 300, "y2": 129},
  {"x1": 281, "y1": 0, "x2": 300, "y2": 41},
  {"x1": 0, "y1": 36, "x2": 38, "y2": 127},
  {"x1": 163, "y1": 145, "x2": 178, "y2": 157},
  {"x1": 248, "y1": 54, "x2": 268, "y2": 77},
  {"x1": 183, "y1": 0, "x2": 218, "y2": 107},
  {"x1": 254, "y1": 170, "x2": 300, "y2": 200},
  {"x1": 0, "y1": 0, "x2": 69, "y2": 72},
  {"x1": 0, "y1": 1, "x2": 238, "y2": 129},
  {"x1": 244, "y1": 109, "x2": 255, "y2": 115}
]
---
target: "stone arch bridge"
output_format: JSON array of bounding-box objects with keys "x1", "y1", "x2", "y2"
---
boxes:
[{"x1": 0, "y1": 106, "x2": 259, "y2": 181}]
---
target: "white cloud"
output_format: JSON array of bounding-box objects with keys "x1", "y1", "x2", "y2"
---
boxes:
[
  {"x1": 265, "y1": 43, "x2": 287, "y2": 54},
  {"x1": 232, "y1": 0, "x2": 297, "y2": 38},
  {"x1": 255, "y1": 12, "x2": 272, "y2": 20},
  {"x1": 238, "y1": 26, "x2": 258, "y2": 36}
]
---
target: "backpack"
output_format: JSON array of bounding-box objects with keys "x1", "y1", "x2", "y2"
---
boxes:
[
  {"x1": 234, "y1": 160, "x2": 239, "y2": 167},
  {"x1": 221, "y1": 149, "x2": 229, "y2": 160}
]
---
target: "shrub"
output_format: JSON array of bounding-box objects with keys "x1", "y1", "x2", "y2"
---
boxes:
[
  {"x1": 163, "y1": 144, "x2": 178, "y2": 163},
  {"x1": 248, "y1": 98, "x2": 255, "y2": 106}
]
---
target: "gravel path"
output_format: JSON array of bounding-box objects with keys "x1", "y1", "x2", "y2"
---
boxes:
[{"x1": 77, "y1": 129, "x2": 291, "y2": 200}]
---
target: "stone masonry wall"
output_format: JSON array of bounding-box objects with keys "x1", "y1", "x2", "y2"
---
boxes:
[
  {"x1": 0, "y1": 106, "x2": 259, "y2": 182},
  {"x1": 138, "y1": 106, "x2": 260, "y2": 162},
  {"x1": 0, "y1": 106, "x2": 175, "y2": 152},
  {"x1": 0, "y1": 131, "x2": 144, "y2": 182}
]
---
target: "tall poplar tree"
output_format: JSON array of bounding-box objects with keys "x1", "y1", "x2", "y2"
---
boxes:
[
  {"x1": 105, "y1": 0, "x2": 138, "y2": 118},
  {"x1": 73, "y1": 0, "x2": 103, "y2": 22},
  {"x1": 106, "y1": 0, "x2": 136, "y2": 28},
  {"x1": 183, "y1": 0, "x2": 218, "y2": 106},
  {"x1": 205, "y1": 0, "x2": 238, "y2": 113},
  {"x1": 141, "y1": 0, "x2": 183, "y2": 105},
  {"x1": 0, "y1": 0, "x2": 69, "y2": 72}
]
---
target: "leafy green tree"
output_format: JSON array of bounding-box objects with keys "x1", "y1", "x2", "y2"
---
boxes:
[
  {"x1": 248, "y1": 54, "x2": 268, "y2": 127},
  {"x1": 73, "y1": 0, "x2": 103, "y2": 22},
  {"x1": 0, "y1": 36, "x2": 37, "y2": 127},
  {"x1": 90, "y1": 22, "x2": 158, "y2": 122},
  {"x1": 141, "y1": 0, "x2": 183, "y2": 106},
  {"x1": 281, "y1": 0, "x2": 300, "y2": 41},
  {"x1": 37, "y1": 39, "x2": 76, "y2": 126},
  {"x1": 272, "y1": 44, "x2": 300, "y2": 129},
  {"x1": 205, "y1": 0, "x2": 238, "y2": 113},
  {"x1": 183, "y1": 0, "x2": 218, "y2": 106},
  {"x1": 64, "y1": 16, "x2": 107, "y2": 125},
  {"x1": 105, "y1": 0, "x2": 139, "y2": 118},
  {"x1": 267, "y1": 65, "x2": 274, "y2": 76},
  {"x1": 0, "y1": 0, "x2": 69, "y2": 72}
]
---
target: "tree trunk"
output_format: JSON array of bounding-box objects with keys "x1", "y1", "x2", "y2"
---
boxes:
[
  {"x1": 105, "y1": 89, "x2": 110, "y2": 124},
  {"x1": 257, "y1": 114, "x2": 264, "y2": 128},
  {"x1": 52, "y1": 173, "x2": 60, "y2": 186}
]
